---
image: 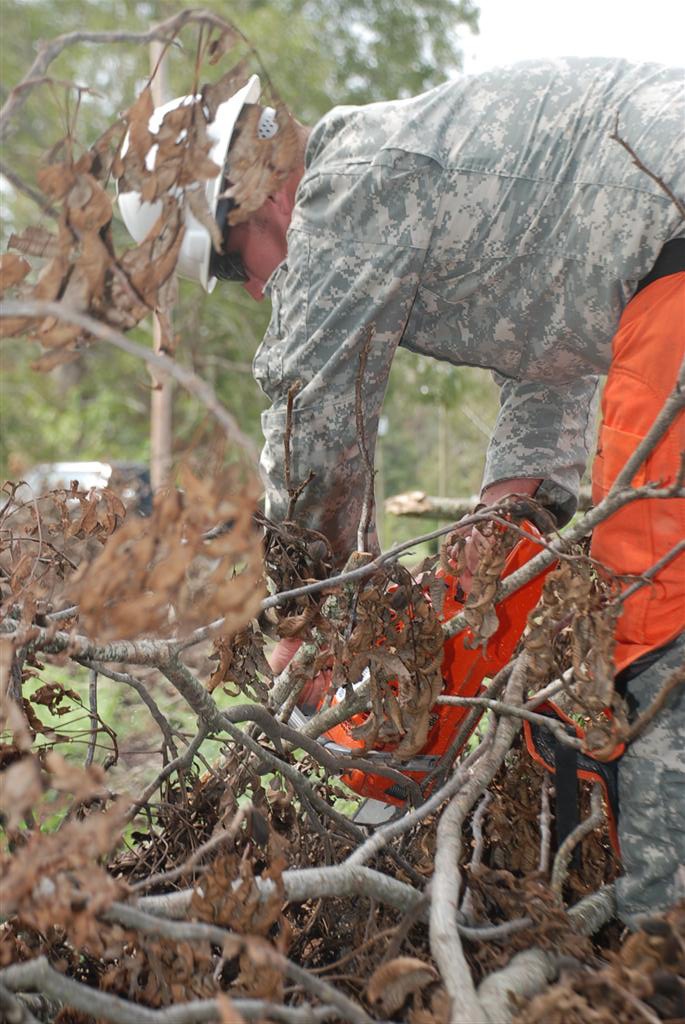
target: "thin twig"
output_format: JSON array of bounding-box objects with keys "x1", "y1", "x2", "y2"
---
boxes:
[
  {"x1": 610, "y1": 113, "x2": 685, "y2": 218},
  {"x1": 460, "y1": 791, "x2": 492, "y2": 921},
  {"x1": 84, "y1": 666, "x2": 98, "y2": 767},
  {"x1": 538, "y1": 774, "x2": 553, "y2": 876},
  {"x1": 435, "y1": 694, "x2": 582, "y2": 749},
  {"x1": 130, "y1": 812, "x2": 246, "y2": 893},
  {"x1": 77, "y1": 659, "x2": 180, "y2": 758},
  {"x1": 0, "y1": 159, "x2": 58, "y2": 218},
  {"x1": 355, "y1": 325, "x2": 376, "y2": 552},
  {"x1": 626, "y1": 661, "x2": 685, "y2": 744},
  {"x1": 618, "y1": 540, "x2": 685, "y2": 607},
  {"x1": 0, "y1": 9, "x2": 267, "y2": 139},
  {"x1": 550, "y1": 784, "x2": 604, "y2": 899},
  {"x1": 284, "y1": 380, "x2": 315, "y2": 519},
  {"x1": 124, "y1": 723, "x2": 209, "y2": 824}
]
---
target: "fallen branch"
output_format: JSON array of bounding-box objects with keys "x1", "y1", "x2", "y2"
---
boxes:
[
  {"x1": 0, "y1": 956, "x2": 339, "y2": 1023},
  {"x1": 429, "y1": 655, "x2": 528, "y2": 1022},
  {"x1": 385, "y1": 487, "x2": 592, "y2": 520},
  {"x1": 476, "y1": 885, "x2": 617, "y2": 1023},
  {"x1": 435, "y1": 694, "x2": 582, "y2": 750},
  {"x1": 103, "y1": 904, "x2": 373, "y2": 1024}
]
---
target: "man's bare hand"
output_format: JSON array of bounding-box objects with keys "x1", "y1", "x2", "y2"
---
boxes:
[
  {"x1": 446, "y1": 478, "x2": 543, "y2": 596},
  {"x1": 269, "y1": 637, "x2": 331, "y2": 713}
]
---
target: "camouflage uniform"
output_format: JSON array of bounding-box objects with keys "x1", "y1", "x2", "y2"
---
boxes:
[
  {"x1": 254, "y1": 58, "x2": 684, "y2": 553},
  {"x1": 252, "y1": 58, "x2": 685, "y2": 921},
  {"x1": 616, "y1": 632, "x2": 685, "y2": 926}
]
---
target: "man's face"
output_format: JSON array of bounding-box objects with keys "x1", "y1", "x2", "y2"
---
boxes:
[{"x1": 226, "y1": 200, "x2": 289, "y2": 302}]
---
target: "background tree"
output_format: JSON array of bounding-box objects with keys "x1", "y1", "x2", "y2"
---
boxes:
[{"x1": 0, "y1": 0, "x2": 492, "y2": 552}]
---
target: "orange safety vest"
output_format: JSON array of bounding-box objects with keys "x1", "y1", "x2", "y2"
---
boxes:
[{"x1": 591, "y1": 271, "x2": 685, "y2": 672}]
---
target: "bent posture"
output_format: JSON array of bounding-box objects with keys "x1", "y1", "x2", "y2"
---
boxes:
[{"x1": 120, "y1": 57, "x2": 685, "y2": 925}]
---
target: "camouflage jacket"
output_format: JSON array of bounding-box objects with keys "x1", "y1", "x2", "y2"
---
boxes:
[{"x1": 253, "y1": 58, "x2": 684, "y2": 559}]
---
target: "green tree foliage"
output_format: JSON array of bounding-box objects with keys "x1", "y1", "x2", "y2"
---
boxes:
[{"x1": 1, "y1": 0, "x2": 492, "y2": 537}]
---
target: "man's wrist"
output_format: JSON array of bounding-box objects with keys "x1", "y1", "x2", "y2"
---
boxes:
[{"x1": 479, "y1": 478, "x2": 543, "y2": 505}]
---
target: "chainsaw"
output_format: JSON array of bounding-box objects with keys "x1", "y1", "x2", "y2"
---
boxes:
[{"x1": 290, "y1": 520, "x2": 623, "y2": 851}]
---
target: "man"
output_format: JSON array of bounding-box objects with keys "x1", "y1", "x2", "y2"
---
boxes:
[{"x1": 119, "y1": 57, "x2": 684, "y2": 925}]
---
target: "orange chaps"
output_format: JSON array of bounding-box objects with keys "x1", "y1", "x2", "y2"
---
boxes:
[{"x1": 591, "y1": 272, "x2": 685, "y2": 671}]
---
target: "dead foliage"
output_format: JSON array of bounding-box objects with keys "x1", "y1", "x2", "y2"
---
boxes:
[
  {"x1": 225, "y1": 100, "x2": 301, "y2": 224},
  {"x1": 513, "y1": 902, "x2": 685, "y2": 1024},
  {"x1": 0, "y1": 484, "x2": 666, "y2": 1021},
  {"x1": 0, "y1": 479, "x2": 126, "y2": 621},
  {"x1": 443, "y1": 518, "x2": 519, "y2": 645},
  {"x1": 328, "y1": 565, "x2": 445, "y2": 758},
  {"x1": 525, "y1": 559, "x2": 629, "y2": 757},
  {"x1": 69, "y1": 465, "x2": 264, "y2": 640}
]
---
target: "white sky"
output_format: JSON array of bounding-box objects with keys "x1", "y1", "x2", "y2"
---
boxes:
[{"x1": 462, "y1": 0, "x2": 685, "y2": 73}]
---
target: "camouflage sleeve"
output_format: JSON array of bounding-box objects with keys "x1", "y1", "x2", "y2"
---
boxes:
[
  {"x1": 483, "y1": 374, "x2": 602, "y2": 525},
  {"x1": 254, "y1": 230, "x2": 425, "y2": 564}
]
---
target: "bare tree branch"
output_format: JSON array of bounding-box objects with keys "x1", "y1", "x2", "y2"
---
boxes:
[
  {"x1": 0, "y1": 955, "x2": 339, "y2": 1023},
  {"x1": 76, "y1": 659, "x2": 180, "y2": 757},
  {"x1": 476, "y1": 885, "x2": 617, "y2": 1023},
  {"x1": 0, "y1": 159, "x2": 59, "y2": 218},
  {"x1": 429, "y1": 654, "x2": 529, "y2": 1021},
  {"x1": 435, "y1": 693, "x2": 583, "y2": 749},
  {"x1": 354, "y1": 326, "x2": 376, "y2": 552},
  {"x1": 460, "y1": 791, "x2": 491, "y2": 922},
  {"x1": 85, "y1": 666, "x2": 98, "y2": 767},
  {"x1": 0, "y1": 9, "x2": 263, "y2": 140},
  {"x1": 386, "y1": 487, "x2": 593, "y2": 520},
  {"x1": 551, "y1": 784, "x2": 604, "y2": 899},
  {"x1": 538, "y1": 774, "x2": 553, "y2": 876}
]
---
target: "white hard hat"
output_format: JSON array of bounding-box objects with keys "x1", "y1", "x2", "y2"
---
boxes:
[{"x1": 117, "y1": 75, "x2": 261, "y2": 293}]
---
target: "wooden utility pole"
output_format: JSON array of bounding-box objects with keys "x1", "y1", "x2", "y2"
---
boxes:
[{"x1": 149, "y1": 40, "x2": 174, "y2": 492}]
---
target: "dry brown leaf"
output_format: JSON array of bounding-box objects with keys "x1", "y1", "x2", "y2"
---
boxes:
[
  {"x1": 0, "y1": 755, "x2": 43, "y2": 829},
  {"x1": 44, "y1": 751, "x2": 107, "y2": 801},
  {"x1": 186, "y1": 186, "x2": 224, "y2": 252},
  {"x1": 226, "y1": 102, "x2": 300, "y2": 224},
  {"x1": 201, "y1": 60, "x2": 252, "y2": 121},
  {"x1": 367, "y1": 957, "x2": 439, "y2": 1015},
  {"x1": 8, "y1": 226, "x2": 59, "y2": 260},
  {"x1": 125, "y1": 85, "x2": 154, "y2": 163},
  {"x1": 37, "y1": 163, "x2": 76, "y2": 200},
  {"x1": 67, "y1": 174, "x2": 112, "y2": 233},
  {"x1": 0, "y1": 315, "x2": 36, "y2": 339},
  {"x1": 0, "y1": 253, "x2": 31, "y2": 295}
]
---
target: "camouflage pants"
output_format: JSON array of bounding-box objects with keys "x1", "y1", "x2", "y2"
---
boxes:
[{"x1": 616, "y1": 631, "x2": 685, "y2": 927}]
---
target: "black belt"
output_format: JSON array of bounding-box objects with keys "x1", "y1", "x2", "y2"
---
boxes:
[{"x1": 635, "y1": 238, "x2": 685, "y2": 295}]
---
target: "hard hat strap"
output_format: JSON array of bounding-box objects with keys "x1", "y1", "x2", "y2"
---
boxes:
[{"x1": 209, "y1": 196, "x2": 248, "y2": 283}]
